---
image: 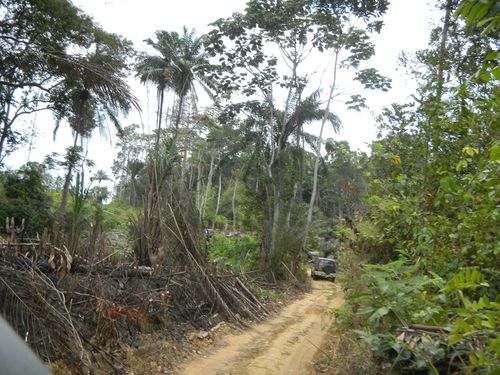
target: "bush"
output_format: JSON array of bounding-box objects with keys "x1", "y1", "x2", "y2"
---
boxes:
[
  {"x1": 338, "y1": 251, "x2": 499, "y2": 374},
  {"x1": 0, "y1": 163, "x2": 52, "y2": 235},
  {"x1": 208, "y1": 232, "x2": 260, "y2": 272}
]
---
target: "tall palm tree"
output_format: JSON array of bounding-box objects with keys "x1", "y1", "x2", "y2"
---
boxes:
[
  {"x1": 136, "y1": 27, "x2": 213, "y2": 142},
  {"x1": 134, "y1": 28, "x2": 213, "y2": 267}
]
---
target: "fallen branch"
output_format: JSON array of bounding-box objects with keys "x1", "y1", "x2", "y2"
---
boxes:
[{"x1": 408, "y1": 324, "x2": 450, "y2": 334}]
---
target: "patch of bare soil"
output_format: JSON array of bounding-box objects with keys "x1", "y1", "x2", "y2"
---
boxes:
[{"x1": 178, "y1": 280, "x2": 344, "y2": 375}]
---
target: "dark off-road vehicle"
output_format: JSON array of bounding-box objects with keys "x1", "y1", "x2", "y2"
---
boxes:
[{"x1": 311, "y1": 257, "x2": 336, "y2": 281}]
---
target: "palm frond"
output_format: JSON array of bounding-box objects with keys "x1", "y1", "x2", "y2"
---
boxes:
[
  {"x1": 136, "y1": 27, "x2": 212, "y2": 104},
  {"x1": 300, "y1": 131, "x2": 320, "y2": 153},
  {"x1": 285, "y1": 90, "x2": 342, "y2": 145}
]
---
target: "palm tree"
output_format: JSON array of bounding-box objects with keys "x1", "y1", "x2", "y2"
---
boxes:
[
  {"x1": 272, "y1": 90, "x2": 341, "y2": 264},
  {"x1": 133, "y1": 28, "x2": 213, "y2": 267},
  {"x1": 54, "y1": 51, "x2": 140, "y2": 244},
  {"x1": 275, "y1": 90, "x2": 341, "y2": 154},
  {"x1": 136, "y1": 27, "x2": 213, "y2": 142}
]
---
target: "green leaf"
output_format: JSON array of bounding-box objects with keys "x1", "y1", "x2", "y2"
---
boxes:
[
  {"x1": 376, "y1": 306, "x2": 390, "y2": 317},
  {"x1": 463, "y1": 146, "x2": 479, "y2": 156},
  {"x1": 368, "y1": 306, "x2": 390, "y2": 324},
  {"x1": 440, "y1": 176, "x2": 459, "y2": 193},
  {"x1": 493, "y1": 66, "x2": 500, "y2": 80},
  {"x1": 358, "y1": 306, "x2": 376, "y2": 315},
  {"x1": 456, "y1": 159, "x2": 468, "y2": 171},
  {"x1": 346, "y1": 94, "x2": 368, "y2": 111},
  {"x1": 457, "y1": 0, "x2": 475, "y2": 18},
  {"x1": 445, "y1": 269, "x2": 489, "y2": 292},
  {"x1": 488, "y1": 145, "x2": 500, "y2": 161},
  {"x1": 467, "y1": 2, "x2": 489, "y2": 24},
  {"x1": 372, "y1": 142, "x2": 384, "y2": 154},
  {"x1": 484, "y1": 50, "x2": 500, "y2": 61}
]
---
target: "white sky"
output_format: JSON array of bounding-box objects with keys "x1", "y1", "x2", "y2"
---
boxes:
[{"x1": 4, "y1": 0, "x2": 441, "y2": 179}]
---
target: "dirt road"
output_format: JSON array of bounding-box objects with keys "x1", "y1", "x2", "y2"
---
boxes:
[{"x1": 179, "y1": 280, "x2": 344, "y2": 375}]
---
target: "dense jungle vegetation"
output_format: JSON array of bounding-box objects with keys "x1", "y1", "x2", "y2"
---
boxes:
[{"x1": 0, "y1": 0, "x2": 498, "y2": 373}]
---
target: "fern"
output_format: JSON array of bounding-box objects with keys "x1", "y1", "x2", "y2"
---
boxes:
[{"x1": 444, "y1": 269, "x2": 489, "y2": 292}]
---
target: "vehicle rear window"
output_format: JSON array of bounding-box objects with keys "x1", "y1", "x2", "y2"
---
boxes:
[{"x1": 315, "y1": 259, "x2": 335, "y2": 272}]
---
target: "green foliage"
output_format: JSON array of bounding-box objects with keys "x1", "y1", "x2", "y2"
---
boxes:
[
  {"x1": 204, "y1": 211, "x2": 229, "y2": 228},
  {"x1": 208, "y1": 232, "x2": 260, "y2": 272},
  {"x1": 112, "y1": 124, "x2": 149, "y2": 207},
  {"x1": 320, "y1": 140, "x2": 366, "y2": 221},
  {"x1": 0, "y1": 163, "x2": 52, "y2": 235},
  {"x1": 204, "y1": 0, "x2": 391, "y2": 279},
  {"x1": 340, "y1": 258, "x2": 499, "y2": 373},
  {"x1": 102, "y1": 200, "x2": 141, "y2": 233},
  {"x1": 0, "y1": 0, "x2": 138, "y2": 163},
  {"x1": 456, "y1": 0, "x2": 500, "y2": 36},
  {"x1": 347, "y1": 113, "x2": 500, "y2": 373},
  {"x1": 336, "y1": 1, "x2": 500, "y2": 373}
]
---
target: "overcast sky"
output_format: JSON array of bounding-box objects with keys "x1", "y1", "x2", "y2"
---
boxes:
[{"x1": 5, "y1": 0, "x2": 441, "y2": 180}]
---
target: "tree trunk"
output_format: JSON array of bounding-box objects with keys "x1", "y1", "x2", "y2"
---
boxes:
[
  {"x1": 173, "y1": 93, "x2": 185, "y2": 140},
  {"x1": 55, "y1": 133, "x2": 79, "y2": 243},
  {"x1": 265, "y1": 93, "x2": 278, "y2": 259},
  {"x1": 302, "y1": 50, "x2": 339, "y2": 252},
  {"x1": 196, "y1": 158, "x2": 202, "y2": 210},
  {"x1": 270, "y1": 186, "x2": 280, "y2": 257},
  {"x1": 232, "y1": 178, "x2": 238, "y2": 232},
  {"x1": 212, "y1": 171, "x2": 222, "y2": 229},
  {"x1": 200, "y1": 150, "x2": 216, "y2": 220},
  {"x1": 424, "y1": 0, "x2": 453, "y2": 186},
  {"x1": 435, "y1": 0, "x2": 453, "y2": 105},
  {"x1": 0, "y1": 91, "x2": 13, "y2": 164},
  {"x1": 155, "y1": 87, "x2": 165, "y2": 148},
  {"x1": 130, "y1": 178, "x2": 138, "y2": 206},
  {"x1": 432, "y1": 0, "x2": 453, "y2": 152},
  {"x1": 215, "y1": 171, "x2": 222, "y2": 216},
  {"x1": 286, "y1": 182, "x2": 298, "y2": 229}
]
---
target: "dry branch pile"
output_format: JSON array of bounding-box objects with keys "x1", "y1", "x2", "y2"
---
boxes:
[
  {"x1": 0, "y1": 241, "x2": 269, "y2": 373},
  {"x1": 0, "y1": 165, "x2": 272, "y2": 373},
  {"x1": 132, "y1": 161, "x2": 271, "y2": 323}
]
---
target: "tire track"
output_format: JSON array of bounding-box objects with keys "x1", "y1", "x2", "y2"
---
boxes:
[{"x1": 179, "y1": 280, "x2": 343, "y2": 375}]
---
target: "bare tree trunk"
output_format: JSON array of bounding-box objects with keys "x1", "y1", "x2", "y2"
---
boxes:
[
  {"x1": 188, "y1": 163, "x2": 194, "y2": 190},
  {"x1": 265, "y1": 93, "x2": 279, "y2": 258},
  {"x1": 212, "y1": 171, "x2": 222, "y2": 229},
  {"x1": 196, "y1": 158, "x2": 202, "y2": 210},
  {"x1": 215, "y1": 171, "x2": 222, "y2": 216},
  {"x1": 271, "y1": 187, "x2": 280, "y2": 255},
  {"x1": 200, "y1": 150, "x2": 216, "y2": 220},
  {"x1": 155, "y1": 88, "x2": 165, "y2": 148},
  {"x1": 424, "y1": 0, "x2": 453, "y2": 186},
  {"x1": 286, "y1": 182, "x2": 298, "y2": 229},
  {"x1": 56, "y1": 133, "x2": 79, "y2": 242},
  {"x1": 181, "y1": 102, "x2": 194, "y2": 181},
  {"x1": 130, "y1": 178, "x2": 137, "y2": 206},
  {"x1": 0, "y1": 92, "x2": 13, "y2": 164},
  {"x1": 302, "y1": 50, "x2": 340, "y2": 252},
  {"x1": 432, "y1": 0, "x2": 453, "y2": 152},
  {"x1": 232, "y1": 178, "x2": 238, "y2": 232},
  {"x1": 435, "y1": 0, "x2": 453, "y2": 105}
]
